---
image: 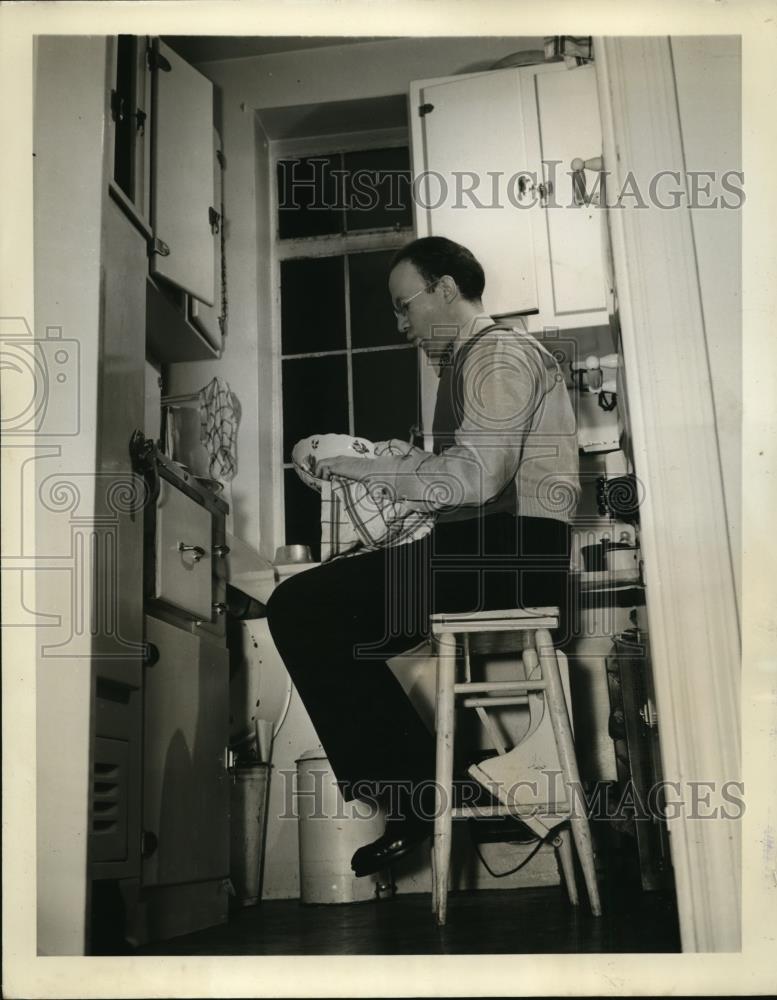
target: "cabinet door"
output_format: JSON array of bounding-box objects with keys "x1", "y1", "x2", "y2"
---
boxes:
[
  {"x1": 150, "y1": 38, "x2": 215, "y2": 304},
  {"x1": 142, "y1": 616, "x2": 229, "y2": 887},
  {"x1": 187, "y1": 127, "x2": 223, "y2": 352},
  {"x1": 521, "y1": 64, "x2": 609, "y2": 330},
  {"x1": 154, "y1": 478, "x2": 213, "y2": 620},
  {"x1": 412, "y1": 69, "x2": 539, "y2": 318},
  {"x1": 109, "y1": 35, "x2": 152, "y2": 225}
]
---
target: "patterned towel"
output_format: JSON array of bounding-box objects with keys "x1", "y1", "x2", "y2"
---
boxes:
[
  {"x1": 199, "y1": 376, "x2": 241, "y2": 482},
  {"x1": 319, "y1": 476, "x2": 434, "y2": 562}
]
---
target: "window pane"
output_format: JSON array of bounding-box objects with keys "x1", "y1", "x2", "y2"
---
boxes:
[
  {"x1": 344, "y1": 147, "x2": 413, "y2": 232},
  {"x1": 282, "y1": 355, "x2": 350, "y2": 463},
  {"x1": 348, "y1": 249, "x2": 403, "y2": 349},
  {"x1": 277, "y1": 154, "x2": 344, "y2": 239},
  {"x1": 284, "y1": 468, "x2": 322, "y2": 562},
  {"x1": 281, "y1": 256, "x2": 346, "y2": 354},
  {"x1": 352, "y1": 347, "x2": 419, "y2": 443}
]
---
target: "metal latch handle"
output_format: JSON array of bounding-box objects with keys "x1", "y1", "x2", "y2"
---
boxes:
[
  {"x1": 178, "y1": 542, "x2": 206, "y2": 562},
  {"x1": 571, "y1": 155, "x2": 604, "y2": 206}
]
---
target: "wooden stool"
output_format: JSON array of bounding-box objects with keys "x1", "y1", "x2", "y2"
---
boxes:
[{"x1": 429, "y1": 606, "x2": 602, "y2": 926}]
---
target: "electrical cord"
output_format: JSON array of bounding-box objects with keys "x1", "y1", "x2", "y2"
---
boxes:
[{"x1": 469, "y1": 821, "x2": 560, "y2": 878}]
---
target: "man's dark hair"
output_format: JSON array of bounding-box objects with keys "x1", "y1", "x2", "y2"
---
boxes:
[{"x1": 390, "y1": 236, "x2": 485, "y2": 302}]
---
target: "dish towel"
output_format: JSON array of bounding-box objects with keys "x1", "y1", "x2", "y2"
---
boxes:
[
  {"x1": 199, "y1": 376, "x2": 241, "y2": 482},
  {"x1": 320, "y1": 476, "x2": 435, "y2": 562}
]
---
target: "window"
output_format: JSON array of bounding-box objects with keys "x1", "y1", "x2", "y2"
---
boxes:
[
  {"x1": 276, "y1": 147, "x2": 413, "y2": 239},
  {"x1": 275, "y1": 143, "x2": 418, "y2": 560}
]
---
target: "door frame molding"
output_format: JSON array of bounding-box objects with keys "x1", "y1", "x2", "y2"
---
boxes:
[{"x1": 594, "y1": 36, "x2": 741, "y2": 951}]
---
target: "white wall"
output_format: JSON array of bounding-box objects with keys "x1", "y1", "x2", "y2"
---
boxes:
[
  {"x1": 32, "y1": 36, "x2": 109, "y2": 956},
  {"x1": 671, "y1": 35, "x2": 742, "y2": 614}
]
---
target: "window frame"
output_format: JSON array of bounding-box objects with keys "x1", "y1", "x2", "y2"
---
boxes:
[{"x1": 270, "y1": 127, "x2": 418, "y2": 555}]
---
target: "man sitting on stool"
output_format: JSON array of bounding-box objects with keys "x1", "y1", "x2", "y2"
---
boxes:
[{"x1": 267, "y1": 236, "x2": 580, "y2": 877}]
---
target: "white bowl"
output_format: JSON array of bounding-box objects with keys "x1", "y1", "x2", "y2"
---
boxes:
[{"x1": 292, "y1": 433, "x2": 376, "y2": 491}]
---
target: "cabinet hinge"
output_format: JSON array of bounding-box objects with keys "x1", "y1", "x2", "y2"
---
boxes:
[
  {"x1": 639, "y1": 698, "x2": 658, "y2": 729},
  {"x1": 418, "y1": 102, "x2": 435, "y2": 117},
  {"x1": 146, "y1": 46, "x2": 172, "y2": 73},
  {"x1": 216, "y1": 149, "x2": 226, "y2": 171},
  {"x1": 148, "y1": 236, "x2": 170, "y2": 258},
  {"x1": 209, "y1": 206, "x2": 221, "y2": 234}
]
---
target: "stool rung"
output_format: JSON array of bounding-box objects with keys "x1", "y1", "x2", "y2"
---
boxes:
[
  {"x1": 430, "y1": 606, "x2": 559, "y2": 625},
  {"x1": 454, "y1": 680, "x2": 547, "y2": 694},
  {"x1": 432, "y1": 615, "x2": 558, "y2": 636},
  {"x1": 462, "y1": 695, "x2": 529, "y2": 708},
  {"x1": 452, "y1": 804, "x2": 568, "y2": 821}
]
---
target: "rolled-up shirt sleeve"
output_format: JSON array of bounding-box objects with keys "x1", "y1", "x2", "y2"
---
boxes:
[{"x1": 354, "y1": 334, "x2": 548, "y2": 513}]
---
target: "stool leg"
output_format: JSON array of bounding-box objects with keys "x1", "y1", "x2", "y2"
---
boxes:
[
  {"x1": 553, "y1": 827, "x2": 579, "y2": 906},
  {"x1": 535, "y1": 628, "x2": 602, "y2": 917},
  {"x1": 434, "y1": 631, "x2": 456, "y2": 926}
]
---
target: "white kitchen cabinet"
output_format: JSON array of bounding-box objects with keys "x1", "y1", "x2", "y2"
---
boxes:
[
  {"x1": 410, "y1": 62, "x2": 610, "y2": 438},
  {"x1": 154, "y1": 478, "x2": 214, "y2": 620},
  {"x1": 187, "y1": 127, "x2": 225, "y2": 353},
  {"x1": 410, "y1": 62, "x2": 608, "y2": 328},
  {"x1": 107, "y1": 36, "x2": 222, "y2": 363},
  {"x1": 141, "y1": 615, "x2": 230, "y2": 888},
  {"x1": 108, "y1": 35, "x2": 153, "y2": 229},
  {"x1": 521, "y1": 64, "x2": 609, "y2": 332},
  {"x1": 150, "y1": 38, "x2": 216, "y2": 305},
  {"x1": 410, "y1": 69, "x2": 539, "y2": 318}
]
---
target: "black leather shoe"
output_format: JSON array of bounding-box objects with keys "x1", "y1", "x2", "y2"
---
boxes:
[{"x1": 351, "y1": 820, "x2": 432, "y2": 878}]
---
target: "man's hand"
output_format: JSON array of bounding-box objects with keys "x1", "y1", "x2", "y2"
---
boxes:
[
  {"x1": 373, "y1": 438, "x2": 425, "y2": 459},
  {"x1": 313, "y1": 454, "x2": 372, "y2": 482}
]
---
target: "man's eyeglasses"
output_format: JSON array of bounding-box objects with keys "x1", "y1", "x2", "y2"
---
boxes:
[{"x1": 392, "y1": 279, "x2": 439, "y2": 319}]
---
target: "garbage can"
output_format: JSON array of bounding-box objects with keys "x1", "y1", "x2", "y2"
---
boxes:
[
  {"x1": 295, "y1": 748, "x2": 385, "y2": 904},
  {"x1": 230, "y1": 762, "x2": 271, "y2": 906}
]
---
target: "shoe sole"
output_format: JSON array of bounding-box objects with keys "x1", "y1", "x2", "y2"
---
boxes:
[{"x1": 351, "y1": 834, "x2": 431, "y2": 878}]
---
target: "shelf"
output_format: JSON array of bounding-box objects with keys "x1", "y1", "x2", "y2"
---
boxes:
[{"x1": 146, "y1": 276, "x2": 220, "y2": 364}]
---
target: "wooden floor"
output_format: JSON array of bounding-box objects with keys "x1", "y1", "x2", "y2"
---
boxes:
[{"x1": 135, "y1": 865, "x2": 681, "y2": 956}]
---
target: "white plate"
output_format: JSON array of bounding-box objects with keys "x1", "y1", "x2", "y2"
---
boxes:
[{"x1": 292, "y1": 433, "x2": 376, "y2": 491}]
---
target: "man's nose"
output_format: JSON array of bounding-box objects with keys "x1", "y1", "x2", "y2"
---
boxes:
[{"x1": 396, "y1": 312, "x2": 410, "y2": 335}]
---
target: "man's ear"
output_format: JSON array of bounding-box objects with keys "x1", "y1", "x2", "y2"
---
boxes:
[{"x1": 439, "y1": 274, "x2": 459, "y2": 302}]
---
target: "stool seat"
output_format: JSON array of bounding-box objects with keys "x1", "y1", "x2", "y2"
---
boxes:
[
  {"x1": 431, "y1": 606, "x2": 560, "y2": 633},
  {"x1": 430, "y1": 606, "x2": 602, "y2": 926}
]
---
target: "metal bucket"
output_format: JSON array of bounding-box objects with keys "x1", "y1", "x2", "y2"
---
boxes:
[
  {"x1": 295, "y1": 749, "x2": 384, "y2": 904},
  {"x1": 229, "y1": 763, "x2": 271, "y2": 906}
]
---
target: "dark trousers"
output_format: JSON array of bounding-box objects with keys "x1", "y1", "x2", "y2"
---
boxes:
[{"x1": 266, "y1": 513, "x2": 571, "y2": 804}]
